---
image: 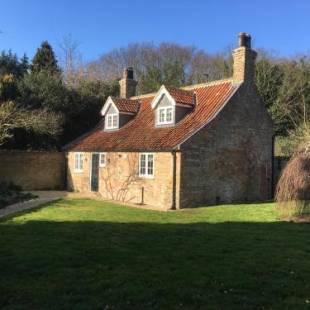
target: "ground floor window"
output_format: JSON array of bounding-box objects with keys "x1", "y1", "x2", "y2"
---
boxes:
[
  {"x1": 139, "y1": 153, "x2": 154, "y2": 178},
  {"x1": 99, "y1": 153, "x2": 106, "y2": 167},
  {"x1": 74, "y1": 152, "x2": 83, "y2": 172}
]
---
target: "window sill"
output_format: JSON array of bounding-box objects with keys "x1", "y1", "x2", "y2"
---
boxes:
[
  {"x1": 138, "y1": 174, "x2": 154, "y2": 179},
  {"x1": 74, "y1": 169, "x2": 83, "y2": 173},
  {"x1": 155, "y1": 123, "x2": 175, "y2": 128},
  {"x1": 104, "y1": 129, "x2": 119, "y2": 132}
]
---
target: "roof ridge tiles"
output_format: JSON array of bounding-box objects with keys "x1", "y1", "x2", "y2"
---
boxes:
[
  {"x1": 181, "y1": 78, "x2": 233, "y2": 90},
  {"x1": 130, "y1": 78, "x2": 233, "y2": 100}
]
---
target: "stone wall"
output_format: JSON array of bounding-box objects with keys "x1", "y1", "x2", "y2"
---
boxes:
[
  {"x1": 0, "y1": 151, "x2": 65, "y2": 190},
  {"x1": 67, "y1": 151, "x2": 174, "y2": 210},
  {"x1": 179, "y1": 84, "x2": 274, "y2": 208}
]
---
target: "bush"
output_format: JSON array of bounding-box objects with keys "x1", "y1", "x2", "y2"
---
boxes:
[
  {"x1": 0, "y1": 182, "x2": 35, "y2": 209},
  {"x1": 275, "y1": 150, "x2": 310, "y2": 219},
  {"x1": 275, "y1": 122, "x2": 310, "y2": 219}
]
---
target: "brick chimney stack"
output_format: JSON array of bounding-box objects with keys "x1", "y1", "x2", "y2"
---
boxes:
[
  {"x1": 119, "y1": 67, "x2": 138, "y2": 98},
  {"x1": 233, "y1": 33, "x2": 257, "y2": 84}
]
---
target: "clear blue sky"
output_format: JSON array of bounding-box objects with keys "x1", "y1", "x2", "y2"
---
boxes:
[{"x1": 0, "y1": 0, "x2": 309, "y2": 61}]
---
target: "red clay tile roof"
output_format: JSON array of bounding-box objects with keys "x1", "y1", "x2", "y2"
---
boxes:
[
  {"x1": 65, "y1": 81, "x2": 238, "y2": 152},
  {"x1": 165, "y1": 87, "x2": 196, "y2": 107},
  {"x1": 111, "y1": 97, "x2": 140, "y2": 114}
]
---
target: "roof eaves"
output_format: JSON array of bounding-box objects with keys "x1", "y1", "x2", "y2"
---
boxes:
[{"x1": 62, "y1": 120, "x2": 104, "y2": 151}]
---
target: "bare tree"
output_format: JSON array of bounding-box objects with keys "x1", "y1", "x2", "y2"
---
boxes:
[
  {"x1": 59, "y1": 34, "x2": 84, "y2": 85},
  {"x1": 83, "y1": 42, "x2": 233, "y2": 93}
]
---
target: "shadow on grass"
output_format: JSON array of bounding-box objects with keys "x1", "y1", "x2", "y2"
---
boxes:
[
  {"x1": 0, "y1": 199, "x2": 63, "y2": 223},
  {"x1": 1, "y1": 220, "x2": 310, "y2": 309}
]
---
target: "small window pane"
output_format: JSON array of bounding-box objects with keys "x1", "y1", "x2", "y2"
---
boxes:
[
  {"x1": 147, "y1": 154, "x2": 153, "y2": 175},
  {"x1": 112, "y1": 115, "x2": 117, "y2": 127},
  {"x1": 75, "y1": 153, "x2": 83, "y2": 171},
  {"x1": 74, "y1": 154, "x2": 78, "y2": 170},
  {"x1": 166, "y1": 108, "x2": 172, "y2": 122},
  {"x1": 107, "y1": 115, "x2": 112, "y2": 128},
  {"x1": 100, "y1": 153, "x2": 106, "y2": 166},
  {"x1": 80, "y1": 154, "x2": 83, "y2": 169},
  {"x1": 140, "y1": 154, "x2": 146, "y2": 175},
  {"x1": 140, "y1": 166, "x2": 146, "y2": 175},
  {"x1": 159, "y1": 109, "x2": 165, "y2": 123}
]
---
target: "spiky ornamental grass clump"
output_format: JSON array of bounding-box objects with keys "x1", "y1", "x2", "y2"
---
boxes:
[{"x1": 275, "y1": 124, "x2": 310, "y2": 219}]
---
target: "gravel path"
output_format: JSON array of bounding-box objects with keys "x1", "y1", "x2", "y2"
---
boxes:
[{"x1": 0, "y1": 191, "x2": 67, "y2": 219}]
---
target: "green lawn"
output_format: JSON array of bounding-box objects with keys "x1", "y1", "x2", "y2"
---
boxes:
[{"x1": 1, "y1": 199, "x2": 310, "y2": 309}]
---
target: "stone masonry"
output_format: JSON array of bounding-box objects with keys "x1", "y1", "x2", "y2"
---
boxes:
[
  {"x1": 119, "y1": 67, "x2": 138, "y2": 99},
  {"x1": 179, "y1": 83, "x2": 274, "y2": 208},
  {"x1": 67, "y1": 152, "x2": 174, "y2": 210},
  {"x1": 0, "y1": 151, "x2": 65, "y2": 190}
]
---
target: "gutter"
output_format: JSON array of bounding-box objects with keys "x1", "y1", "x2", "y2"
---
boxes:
[{"x1": 171, "y1": 150, "x2": 178, "y2": 210}]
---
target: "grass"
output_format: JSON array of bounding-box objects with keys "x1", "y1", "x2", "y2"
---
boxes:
[{"x1": 1, "y1": 199, "x2": 310, "y2": 309}]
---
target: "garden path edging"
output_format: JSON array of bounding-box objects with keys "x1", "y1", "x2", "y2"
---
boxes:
[{"x1": 0, "y1": 191, "x2": 67, "y2": 219}]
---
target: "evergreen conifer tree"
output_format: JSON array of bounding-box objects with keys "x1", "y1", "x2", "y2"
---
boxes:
[{"x1": 32, "y1": 41, "x2": 61, "y2": 75}]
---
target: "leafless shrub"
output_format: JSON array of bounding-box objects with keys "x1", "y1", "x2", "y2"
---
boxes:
[
  {"x1": 101, "y1": 153, "x2": 139, "y2": 203},
  {"x1": 275, "y1": 147, "x2": 310, "y2": 219}
]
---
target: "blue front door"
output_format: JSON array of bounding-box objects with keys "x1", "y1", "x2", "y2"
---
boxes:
[{"x1": 91, "y1": 153, "x2": 99, "y2": 192}]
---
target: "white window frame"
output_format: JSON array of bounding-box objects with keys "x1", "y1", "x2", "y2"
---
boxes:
[
  {"x1": 105, "y1": 113, "x2": 119, "y2": 130},
  {"x1": 99, "y1": 153, "x2": 107, "y2": 167},
  {"x1": 157, "y1": 106, "x2": 174, "y2": 125},
  {"x1": 74, "y1": 152, "x2": 83, "y2": 172},
  {"x1": 139, "y1": 153, "x2": 154, "y2": 178}
]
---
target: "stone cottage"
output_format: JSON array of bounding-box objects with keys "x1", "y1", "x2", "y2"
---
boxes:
[{"x1": 65, "y1": 33, "x2": 274, "y2": 210}]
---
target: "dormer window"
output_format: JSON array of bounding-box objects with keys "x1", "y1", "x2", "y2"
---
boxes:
[
  {"x1": 101, "y1": 96, "x2": 140, "y2": 131},
  {"x1": 151, "y1": 85, "x2": 195, "y2": 128},
  {"x1": 158, "y1": 107, "x2": 173, "y2": 125},
  {"x1": 106, "y1": 113, "x2": 118, "y2": 130}
]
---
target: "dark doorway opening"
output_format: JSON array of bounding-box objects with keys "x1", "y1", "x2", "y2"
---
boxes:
[{"x1": 91, "y1": 153, "x2": 99, "y2": 192}]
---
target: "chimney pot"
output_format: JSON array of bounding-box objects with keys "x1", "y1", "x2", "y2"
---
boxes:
[
  {"x1": 238, "y1": 32, "x2": 251, "y2": 48},
  {"x1": 124, "y1": 67, "x2": 134, "y2": 80}
]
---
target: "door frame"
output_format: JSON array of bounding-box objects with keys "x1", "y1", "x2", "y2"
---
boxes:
[{"x1": 90, "y1": 152, "x2": 100, "y2": 192}]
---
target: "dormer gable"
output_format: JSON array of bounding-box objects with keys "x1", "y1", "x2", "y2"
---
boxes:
[
  {"x1": 151, "y1": 85, "x2": 195, "y2": 127},
  {"x1": 101, "y1": 96, "x2": 140, "y2": 131}
]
